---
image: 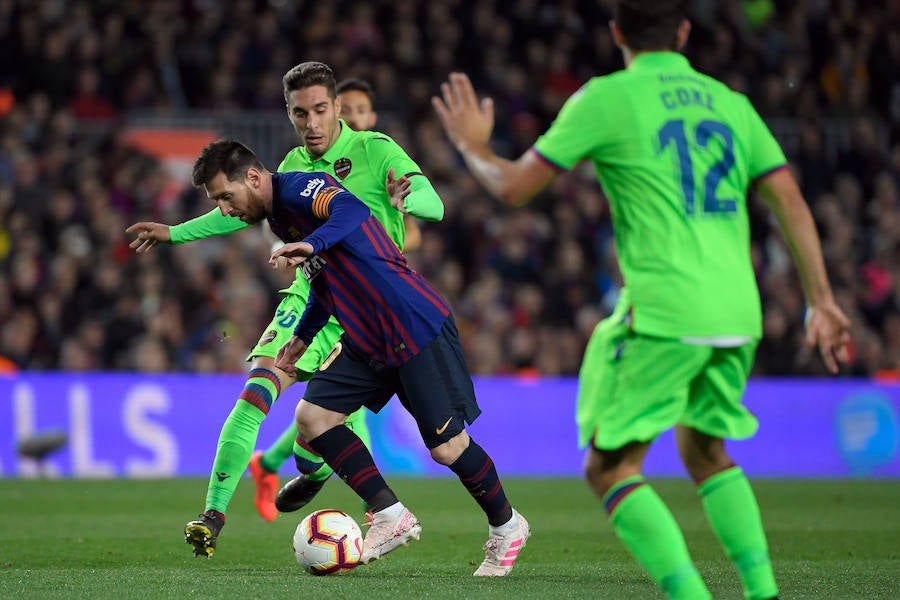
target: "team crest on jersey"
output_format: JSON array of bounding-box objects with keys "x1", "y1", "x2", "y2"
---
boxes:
[
  {"x1": 300, "y1": 255, "x2": 327, "y2": 281},
  {"x1": 334, "y1": 158, "x2": 352, "y2": 179},
  {"x1": 259, "y1": 330, "x2": 278, "y2": 346}
]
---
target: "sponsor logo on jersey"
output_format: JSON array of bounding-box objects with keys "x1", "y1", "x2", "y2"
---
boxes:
[
  {"x1": 300, "y1": 177, "x2": 326, "y2": 198},
  {"x1": 300, "y1": 255, "x2": 327, "y2": 281},
  {"x1": 334, "y1": 158, "x2": 352, "y2": 179}
]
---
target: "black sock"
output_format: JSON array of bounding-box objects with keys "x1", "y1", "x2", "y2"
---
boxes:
[
  {"x1": 308, "y1": 425, "x2": 397, "y2": 512},
  {"x1": 448, "y1": 439, "x2": 512, "y2": 527}
]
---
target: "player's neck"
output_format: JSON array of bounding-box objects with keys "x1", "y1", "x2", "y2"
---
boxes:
[{"x1": 623, "y1": 48, "x2": 678, "y2": 67}]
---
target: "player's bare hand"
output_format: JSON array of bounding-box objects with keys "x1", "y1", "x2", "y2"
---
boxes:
[
  {"x1": 125, "y1": 221, "x2": 171, "y2": 254},
  {"x1": 275, "y1": 336, "x2": 308, "y2": 377},
  {"x1": 271, "y1": 255, "x2": 291, "y2": 270},
  {"x1": 804, "y1": 301, "x2": 852, "y2": 374},
  {"x1": 432, "y1": 72, "x2": 495, "y2": 152},
  {"x1": 386, "y1": 168, "x2": 411, "y2": 213},
  {"x1": 270, "y1": 241, "x2": 315, "y2": 268}
]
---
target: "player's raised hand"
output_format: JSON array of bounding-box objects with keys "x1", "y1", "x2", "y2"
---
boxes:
[
  {"x1": 804, "y1": 301, "x2": 852, "y2": 374},
  {"x1": 386, "y1": 168, "x2": 411, "y2": 212},
  {"x1": 270, "y1": 241, "x2": 315, "y2": 268},
  {"x1": 432, "y1": 72, "x2": 495, "y2": 152},
  {"x1": 125, "y1": 221, "x2": 171, "y2": 254},
  {"x1": 275, "y1": 335, "x2": 308, "y2": 378}
]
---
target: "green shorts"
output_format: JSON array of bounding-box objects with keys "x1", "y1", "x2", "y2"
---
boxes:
[
  {"x1": 247, "y1": 293, "x2": 343, "y2": 379},
  {"x1": 576, "y1": 311, "x2": 759, "y2": 450}
]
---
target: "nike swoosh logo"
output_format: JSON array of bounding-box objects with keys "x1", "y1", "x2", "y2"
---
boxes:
[{"x1": 435, "y1": 417, "x2": 453, "y2": 435}]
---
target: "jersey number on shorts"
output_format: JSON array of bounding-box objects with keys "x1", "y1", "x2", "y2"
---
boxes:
[{"x1": 658, "y1": 119, "x2": 736, "y2": 216}]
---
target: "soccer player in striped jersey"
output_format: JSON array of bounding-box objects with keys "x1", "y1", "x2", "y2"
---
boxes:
[
  {"x1": 127, "y1": 63, "x2": 441, "y2": 556},
  {"x1": 433, "y1": 0, "x2": 850, "y2": 597},
  {"x1": 256, "y1": 77, "x2": 423, "y2": 516},
  {"x1": 191, "y1": 138, "x2": 530, "y2": 575}
]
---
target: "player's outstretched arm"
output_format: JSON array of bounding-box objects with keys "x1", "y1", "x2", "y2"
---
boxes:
[
  {"x1": 126, "y1": 208, "x2": 250, "y2": 254},
  {"x1": 756, "y1": 168, "x2": 852, "y2": 373},
  {"x1": 126, "y1": 221, "x2": 171, "y2": 254},
  {"x1": 432, "y1": 72, "x2": 556, "y2": 206}
]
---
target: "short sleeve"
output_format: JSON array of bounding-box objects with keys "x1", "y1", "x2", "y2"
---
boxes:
[
  {"x1": 742, "y1": 96, "x2": 787, "y2": 180},
  {"x1": 532, "y1": 81, "x2": 605, "y2": 171}
]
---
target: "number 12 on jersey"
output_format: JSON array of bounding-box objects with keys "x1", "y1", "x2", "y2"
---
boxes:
[{"x1": 658, "y1": 119, "x2": 737, "y2": 216}]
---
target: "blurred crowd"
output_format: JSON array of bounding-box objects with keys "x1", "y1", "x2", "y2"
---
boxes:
[{"x1": 1, "y1": 0, "x2": 899, "y2": 378}]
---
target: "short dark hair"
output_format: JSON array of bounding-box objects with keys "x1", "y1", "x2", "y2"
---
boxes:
[
  {"x1": 336, "y1": 78, "x2": 375, "y2": 103},
  {"x1": 282, "y1": 61, "x2": 337, "y2": 102},
  {"x1": 191, "y1": 138, "x2": 264, "y2": 187},
  {"x1": 614, "y1": 0, "x2": 687, "y2": 51}
]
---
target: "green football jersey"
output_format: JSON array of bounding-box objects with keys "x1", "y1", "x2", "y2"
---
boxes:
[
  {"x1": 533, "y1": 52, "x2": 786, "y2": 339},
  {"x1": 171, "y1": 120, "x2": 442, "y2": 297}
]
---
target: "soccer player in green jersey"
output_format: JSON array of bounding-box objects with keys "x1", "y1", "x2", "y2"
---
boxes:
[
  {"x1": 433, "y1": 1, "x2": 851, "y2": 598},
  {"x1": 127, "y1": 62, "x2": 444, "y2": 558}
]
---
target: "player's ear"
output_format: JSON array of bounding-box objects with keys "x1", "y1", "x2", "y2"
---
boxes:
[
  {"x1": 675, "y1": 19, "x2": 691, "y2": 51},
  {"x1": 371, "y1": 110, "x2": 378, "y2": 127},
  {"x1": 609, "y1": 21, "x2": 626, "y2": 49},
  {"x1": 245, "y1": 167, "x2": 261, "y2": 188}
]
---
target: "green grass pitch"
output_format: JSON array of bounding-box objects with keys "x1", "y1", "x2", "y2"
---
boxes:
[{"x1": 1, "y1": 477, "x2": 898, "y2": 599}]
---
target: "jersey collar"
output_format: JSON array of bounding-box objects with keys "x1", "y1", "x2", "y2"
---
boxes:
[{"x1": 629, "y1": 51, "x2": 690, "y2": 71}]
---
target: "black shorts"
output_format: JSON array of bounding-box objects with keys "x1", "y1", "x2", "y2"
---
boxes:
[{"x1": 303, "y1": 316, "x2": 481, "y2": 449}]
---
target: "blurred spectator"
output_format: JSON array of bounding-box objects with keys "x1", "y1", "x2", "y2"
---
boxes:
[{"x1": 1, "y1": 0, "x2": 899, "y2": 377}]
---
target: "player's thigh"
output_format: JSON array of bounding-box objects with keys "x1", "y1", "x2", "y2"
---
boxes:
[
  {"x1": 248, "y1": 293, "x2": 343, "y2": 376},
  {"x1": 680, "y1": 342, "x2": 759, "y2": 440},
  {"x1": 579, "y1": 326, "x2": 711, "y2": 451},
  {"x1": 302, "y1": 340, "x2": 393, "y2": 416},
  {"x1": 396, "y1": 317, "x2": 481, "y2": 449}
]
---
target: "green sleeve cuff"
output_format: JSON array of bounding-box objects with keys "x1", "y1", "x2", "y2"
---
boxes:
[
  {"x1": 170, "y1": 208, "x2": 249, "y2": 244},
  {"x1": 403, "y1": 175, "x2": 444, "y2": 222}
]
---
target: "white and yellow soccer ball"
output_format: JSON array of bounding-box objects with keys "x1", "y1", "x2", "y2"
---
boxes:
[{"x1": 292, "y1": 509, "x2": 363, "y2": 575}]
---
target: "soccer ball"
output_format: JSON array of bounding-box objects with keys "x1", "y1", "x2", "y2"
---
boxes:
[{"x1": 292, "y1": 509, "x2": 363, "y2": 575}]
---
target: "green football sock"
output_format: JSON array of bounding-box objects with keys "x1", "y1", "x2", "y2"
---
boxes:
[
  {"x1": 345, "y1": 408, "x2": 371, "y2": 450},
  {"x1": 290, "y1": 408, "x2": 372, "y2": 482},
  {"x1": 204, "y1": 368, "x2": 281, "y2": 514},
  {"x1": 604, "y1": 476, "x2": 711, "y2": 600},
  {"x1": 260, "y1": 423, "x2": 296, "y2": 473},
  {"x1": 699, "y1": 467, "x2": 778, "y2": 600},
  {"x1": 204, "y1": 399, "x2": 266, "y2": 513},
  {"x1": 292, "y1": 435, "x2": 333, "y2": 482}
]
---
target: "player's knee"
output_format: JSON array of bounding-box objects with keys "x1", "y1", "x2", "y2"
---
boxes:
[
  {"x1": 429, "y1": 431, "x2": 469, "y2": 465},
  {"x1": 583, "y1": 450, "x2": 609, "y2": 488},
  {"x1": 294, "y1": 402, "x2": 320, "y2": 440},
  {"x1": 676, "y1": 428, "x2": 730, "y2": 480},
  {"x1": 584, "y1": 445, "x2": 643, "y2": 496},
  {"x1": 295, "y1": 400, "x2": 345, "y2": 441}
]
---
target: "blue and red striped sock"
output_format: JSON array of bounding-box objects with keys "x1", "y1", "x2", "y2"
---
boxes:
[
  {"x1": 308, "y1": 424, "x2": 397, "y2": 511},
  {"x1": 448, "y1": 439, "x2": 512, "y2": 527}
]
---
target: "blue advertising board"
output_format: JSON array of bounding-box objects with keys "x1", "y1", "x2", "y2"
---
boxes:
[{"x1": 0, "y1": 374, "x2": 897, "y2": 478}]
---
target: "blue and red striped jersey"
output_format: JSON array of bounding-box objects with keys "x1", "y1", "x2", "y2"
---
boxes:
[{"x1": 268, "y1": 171, "x2": 451, "y2": 367}]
